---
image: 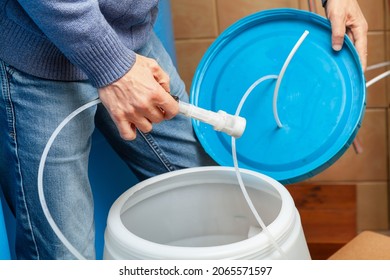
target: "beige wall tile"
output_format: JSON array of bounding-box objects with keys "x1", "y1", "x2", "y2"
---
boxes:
[
  {"x1": 367, "y1": 32, "x2": 386, "y2": 66},
  {"x1": 386, "y1": 0, "x2": 390, "y2": 30},
  {"x1": 387, "y1": 31, "x2": 390, "y2": 60},
  {"x1": 171, "y1": 0, "x2": 218, "y2": 39},
  {"x1": 357, "y1": 182, "x2": 389, "y2": 231},
  {"x1": 175, "y1": 39, "x2": 214, "y2": 92},
  {"x1": 216, "y1": 0, "x2": 299, "y2": 32},
  {"x1": 298, "y1": 0, "x2": 387, "y2": 31},
  {"x1": 358, "y1": 0, "x2": 385, "y2": 31},
  {"x1": 310, "y1": 109, "x2": 388, "y2": 182},
  {"x1": 365, "y1": 32, "x2": 387, "y2": 107},
  {"x1": 366, "y1": 68, "x2": 388, "y2": 108},
  {"x1": 388, "y1": 105, "x2": 390, "y2": 180},
  {"x1": 387, "y1": 31, "x2": 390, "y2": 107},
  {"x1": 298, "y1": 0, "x2": 326, "y2": 17}
]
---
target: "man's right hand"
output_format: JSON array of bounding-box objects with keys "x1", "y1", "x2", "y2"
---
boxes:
[{"x1": 98, "y1": 54, "x2": 179, "y2": 140}]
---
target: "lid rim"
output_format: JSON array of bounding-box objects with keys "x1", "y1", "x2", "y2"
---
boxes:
[{"x1": 189, "y1": 8, "x2": 366, "y2": 184}]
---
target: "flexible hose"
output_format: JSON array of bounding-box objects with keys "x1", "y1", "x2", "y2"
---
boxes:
[
  {"x1": 38, "y1": 98, "x2": 101, "y2": 260},
  {"x1": 273, "y1": 30, "x2": 310, "y2": 127},
  {"x1": 231, "y1": 75, "x2": 284, "y2": 256},
  {"x1": 366, "y1": 70, "x2": 390, "y2": 88},
  {"x1": 366, "y1": 61, "x2": 390, "y2": 72},
  {"x1": 231, "y1": 30, "x2": 310, "y2": 259}
]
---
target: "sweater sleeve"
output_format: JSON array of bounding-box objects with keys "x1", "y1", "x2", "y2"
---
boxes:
[{"x1": 16, "y1": 0, "x2": 136, "y2": 87}]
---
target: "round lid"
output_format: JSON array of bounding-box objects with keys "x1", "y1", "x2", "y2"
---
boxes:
[{"x1": 190, "y1": 8, "x2": 366, "y2": 184}]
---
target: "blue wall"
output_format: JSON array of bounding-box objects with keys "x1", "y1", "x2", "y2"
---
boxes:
[
  {"x1": 0, "y1": 0, "x2": 177, "y2": 260},
  {"x1": 0, "y1": 198, "x2": 11, "y2": 259}
]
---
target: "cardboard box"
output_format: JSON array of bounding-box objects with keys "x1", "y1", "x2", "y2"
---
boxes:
[{"x1": 328, "y1": 231, "x2": 390, "y2": 260}]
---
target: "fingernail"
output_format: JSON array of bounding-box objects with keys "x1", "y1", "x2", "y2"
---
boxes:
[{"x1": 332, "y1": 44, "x2": 342, "y2": 51}]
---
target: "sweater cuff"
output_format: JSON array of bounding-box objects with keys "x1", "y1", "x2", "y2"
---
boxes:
[
  {"x1": 68, "y1": 32, "x2": 136, "y2": 88},
  {"x1": 321, "y1": 0, "x2": 328, "y2": 7}
]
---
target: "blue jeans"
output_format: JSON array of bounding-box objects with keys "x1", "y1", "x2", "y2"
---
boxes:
[{"x1": 0, "y1": 33, "x2": 215, "y2": 259}]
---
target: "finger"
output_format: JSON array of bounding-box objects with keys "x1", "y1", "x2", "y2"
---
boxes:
[
  {"x1": 152, "y1": 65, "x2": 171, "y2": 93},
  {"x1": 115, "y1": 119, "x2": 137, "y2": 141},
  {"x1": 143, "y1": 104, "x2": 166, "y2": 123},
  {"x1": 346, "y1": 29, "x2": 354, "y2": 42},
  {"x1": 132, "y1": 83, "x2": 175, "y2": 122},
  {"x1": 142, "y1": 80, "x2": 179, "y2": 120},
  {"x1": 155, "y1": 94, "x2": 179, "y2": 120},
  {"x1": 158, "y1": 105, "x2": 177, "y2": 120},
  {"x1": 349, "y1": 27, "x2": 368, "y2": 71},
  {"x1": 329, "y1": 15, "x2": 346, "y2": 51},
  {"x1": 132, "y1": 117, "x2": 153, "y2": 134}
]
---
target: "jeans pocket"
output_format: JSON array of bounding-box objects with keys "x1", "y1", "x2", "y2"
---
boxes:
[{"x1": 0, "y1": 60, "x2": 16, "y2": 77}]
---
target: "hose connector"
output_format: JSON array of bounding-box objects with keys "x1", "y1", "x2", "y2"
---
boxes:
[{"x1": 178, "y1": 101, "x2": 246, "y2": 138}]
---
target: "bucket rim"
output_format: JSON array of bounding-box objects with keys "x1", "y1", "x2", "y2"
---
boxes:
[{"x1": 105, "y1": 166, "x2": 299, "y2": 259}]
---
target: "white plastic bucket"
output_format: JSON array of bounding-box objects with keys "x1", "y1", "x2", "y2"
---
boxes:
[{"x1": 103, "y1": 166, "x2": 311, "y2": 259}]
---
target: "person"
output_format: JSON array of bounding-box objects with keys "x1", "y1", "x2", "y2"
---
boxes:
[{"x1": 0, "y1": 0, "x2": 368, "y2": 259}]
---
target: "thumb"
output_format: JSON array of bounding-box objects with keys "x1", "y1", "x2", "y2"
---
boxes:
[
  {"x1": 153, "y1": 64, "x2": 171, "y2": 93},
  {"x1": 329, "y1": 16, "x2": 346, "y2": 51}
]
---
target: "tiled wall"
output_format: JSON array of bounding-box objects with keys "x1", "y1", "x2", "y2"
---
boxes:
[{"x1": 171, "y1": 0, "x2": 390, "y2": 233}]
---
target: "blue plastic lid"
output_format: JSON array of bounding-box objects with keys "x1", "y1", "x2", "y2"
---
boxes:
[{"x1": 190, "y1": 9, "x2": 366, "y2": 184}]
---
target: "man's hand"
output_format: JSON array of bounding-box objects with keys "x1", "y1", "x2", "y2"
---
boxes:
[
  {"x1": 98, "y1": 54, "x2": 179, "y2": 140},
  {"x1": 324, "y1": 0, "x2": 368, "y2": 70}
]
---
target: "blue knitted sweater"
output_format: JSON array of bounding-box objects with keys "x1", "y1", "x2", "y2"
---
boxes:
[{"x1": 0, "y1": 0, "x2": 158, "y2": 87}]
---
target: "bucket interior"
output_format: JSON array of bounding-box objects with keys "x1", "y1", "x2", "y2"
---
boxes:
[{"x1": 119, "y1": 177, "x2": 282, "y2": 247}]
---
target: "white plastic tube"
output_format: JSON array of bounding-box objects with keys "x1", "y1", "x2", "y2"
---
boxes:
[
  {"x1": 366, "y1": 70, "x2": 390, "y2": 88},
  {"x1": 366, "y1": 61, "x2": 390, "y2": 72},
  {"x1": 231, "y1": 30, "x2": 309, "y2": 259},
  {"x1": 273, "y1": 30, "x2": 310, "y2": 128},
  {"x1": 38, "y1": 98, "x2": 101, "y2": 260},
  {"x1": 232, "y1": 75, "x2": 284, "y2": 258}
]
